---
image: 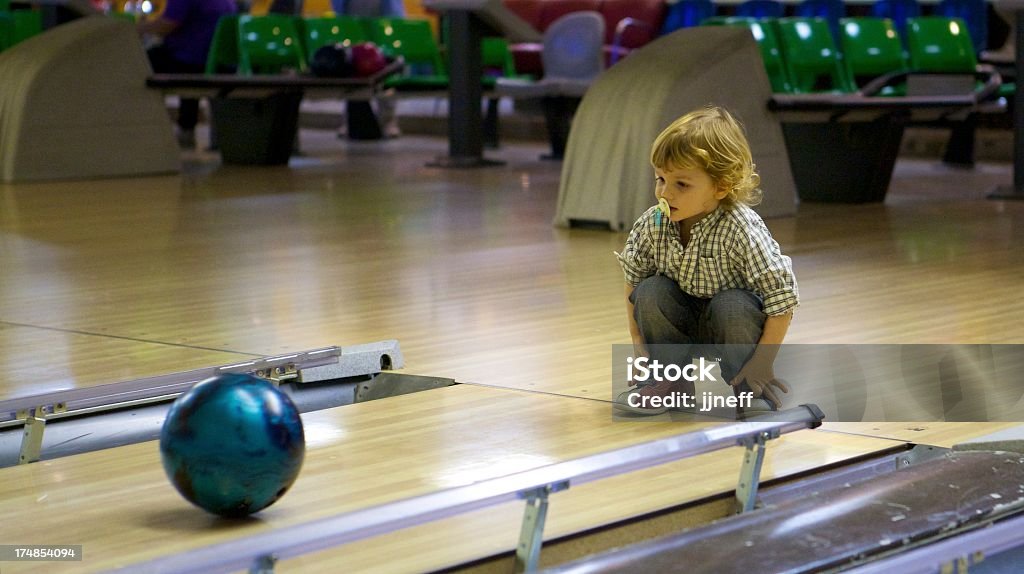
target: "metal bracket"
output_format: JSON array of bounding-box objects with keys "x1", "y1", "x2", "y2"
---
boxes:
[
  {"x1": 255, "y1": 364, "x2": 297, "y2": 386},
  {"x1": 249, "y1": 553, "x2": 277, "y2": 574},
  {"x1": 895, "y1": 444, "x2": 947, "y2": 469},
  {"x1": 735, "y1": 430, "x2": 778, "y2": 514},
  {"x1": 514, "y1": 481, "x2": 569, "y2": 573},
  {"x1": 940, "y1": 551, "x2": 985, "y2": 574},
  {"x1": 18, "y1": 407, "x2": 48, "y2": 465}
]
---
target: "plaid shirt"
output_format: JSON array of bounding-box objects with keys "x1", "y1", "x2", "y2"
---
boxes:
[{"x1": 617, "y1": 204, "x2": 799, "y2": 316}]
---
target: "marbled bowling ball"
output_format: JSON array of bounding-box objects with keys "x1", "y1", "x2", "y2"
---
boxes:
[
  {"x1": 350, "y1": 42, "x2": 388, "y2": 77},
  {"x1": 160, "y1": 373, "x2": 305, "y2": 517}
]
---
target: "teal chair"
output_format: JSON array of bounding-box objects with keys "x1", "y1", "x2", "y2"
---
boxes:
[
  {"x1": 237, "y1": 14, "x2": 308, "y2": 75},
  {"x1": 839, "y1": 17, "x2": 908, "y2": 95},
  {"x1": 705, "y1": 17, "x2": 792, "y2": 93},
  {"x1": 775, "y1": 17, "x2": 856, "y2": 93}
]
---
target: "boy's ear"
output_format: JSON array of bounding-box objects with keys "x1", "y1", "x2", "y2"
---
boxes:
[{"x1": 714, "y1": 184, "x2": 730, "y2": 200}]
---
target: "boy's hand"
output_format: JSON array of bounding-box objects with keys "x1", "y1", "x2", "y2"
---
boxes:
[{"x1": 729, "y1": 359, "x2": 789, "y2": 409}]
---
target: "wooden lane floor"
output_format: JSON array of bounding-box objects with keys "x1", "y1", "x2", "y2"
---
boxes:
[
  {"x1": 0, "y1": 384, "x2": 907, "y2": 573},
  {"x1": 821, "y1": 421, "x2": 1023, "y2": 447},
  {"x1": 3, "y1": 134, "x2": 1024, "y2": 405},
  {"x1": 0, "y1": 323, "x2": 256, "y2": 401}
]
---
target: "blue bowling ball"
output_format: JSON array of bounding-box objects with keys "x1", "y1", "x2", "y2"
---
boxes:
[{"x1": 160, "y1": 373, "x2": 305, "y2": 517}]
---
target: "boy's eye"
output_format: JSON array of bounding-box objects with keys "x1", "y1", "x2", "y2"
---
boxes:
[{"x1": 655, "y1": 177, "x2": 665, "y2": 184}]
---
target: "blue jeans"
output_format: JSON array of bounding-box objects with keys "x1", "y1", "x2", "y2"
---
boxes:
[{"x1": 631, "y1": 275, "x2": 765, "y2": 393}]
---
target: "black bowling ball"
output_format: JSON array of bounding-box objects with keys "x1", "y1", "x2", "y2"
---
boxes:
[{"x1": 310, "y1": 43, "x2": 355, "y2": 78}]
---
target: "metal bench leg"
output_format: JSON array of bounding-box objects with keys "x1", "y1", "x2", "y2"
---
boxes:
[
  {"x1": 250, "y1": 554, "x2": 277, "y2": 574},
  {"x1": 19, "y1": 409, "x2": 46, "y2": 465},
  {"x1": 515, "y1": 482, "x2": 568, "y2": 572},
  {"x1": 735, "y1": 431, "x2": 775, "y2": 513}
]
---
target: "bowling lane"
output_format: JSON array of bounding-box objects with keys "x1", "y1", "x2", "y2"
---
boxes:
[
  {"x1": 0, "y1": 384, "x2": 905, "y2": 573},
  {"x1": 820, "y1": 421, "x2": 1023, "y2": 447},
  {"x1": 0, "y1": 323, "x2": 256, "y2": 401}
]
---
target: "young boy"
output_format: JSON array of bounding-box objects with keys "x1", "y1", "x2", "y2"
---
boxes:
[{"x1": 615, "y1": 106, "x2": 799, "y2": 416}]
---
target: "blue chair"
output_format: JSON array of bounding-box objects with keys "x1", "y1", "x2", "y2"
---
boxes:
[
  {"x1": 497, "y1": 12, "x2": 605, "y2": 159},
  {"x1": 870, "y1": 0, "x2": 920, "y2": 42},
  {"x1": 736, "y1": 0, "x2": 784, "y2": 19},
  {"x1": 794, "y1": 0, "x2": 845, "y2": 42},
  {"x1": 661, "y1": 0, "x2": 715, "y2": 34},
  {"x1": 934, "y1": 0, "x2": 987, "y2": 54}
]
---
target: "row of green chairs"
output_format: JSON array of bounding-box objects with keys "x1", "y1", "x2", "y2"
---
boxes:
[
  {"x1": 205, "y1": 14, "x2": 522, "y2": 91},
  {"x1": 707, "y1": 16, "x2": 1007, "y2": 98},
  {"x1": 0, "y1": 9, "x2": 42, "y2": 53}
]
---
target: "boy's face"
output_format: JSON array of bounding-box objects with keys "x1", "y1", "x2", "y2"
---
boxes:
[{"x1": 654, "y1": 165, "x2": 728, "y2": 225}]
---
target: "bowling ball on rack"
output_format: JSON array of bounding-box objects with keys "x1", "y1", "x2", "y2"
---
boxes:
[
  {"x1": 310, "y1": 43, "x2": 355, "y2": 78},
  {"x1": 159, "y1": 373, "x2": 305, "y2": 517},
  {"x1": 350, "y1": 42, "x2": 389, "y2": 77}
]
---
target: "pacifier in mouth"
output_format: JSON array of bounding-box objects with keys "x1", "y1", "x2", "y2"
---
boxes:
[{"x1": 657, "y1": 197, "x2": 671, "y2": 217}]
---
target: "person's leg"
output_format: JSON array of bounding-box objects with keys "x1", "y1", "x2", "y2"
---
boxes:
[
  {"x1": 175, "y1": 61, "x2": 205, "y2": 144},
  {"x1": 631, "y1": 275, "x2": 703, "y2": 348},
  {"x1": 377, "y1": 94, "x2": 401, "y2": 138},
  {"x1": 177, "y1": 99, "x2": 199, "y2": 131},
  {"x1": 699, "y1": 289, "x2": 769, "y2": 410},
  {"x1": 146, "y1": 46, "x2": 201, "y2": 147},
  {"x1": 616, "y1": 276, "x2": 705, "y2": 415}
]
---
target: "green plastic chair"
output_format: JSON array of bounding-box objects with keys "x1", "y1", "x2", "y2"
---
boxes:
[
  {"x1": 905, "y1": 16, "x2": 1013, "y2": 98},
  {"x1": 775, "y1": 17, "x2": 856, "y2": 94},
  {"x1": 839, "y1": 17, "x2": 908, "y2": 95},
  {"x1": 1, "y1": 9, "x2": 41, "y2": 51},
  {"x1": 110, "y1": 11, "x2": 136, "y2": 22},
  {"x1": 10, "y1": 9, "x2": 41, "y2": 45},
  {"x1": 205, "y1": 14, "x2": 240, "y2": 74},
  {"x1": 372, "y1": 18, "x2": 448, "y2": 90},
  {"x1": 704, "y1": 17, "x2": 792, "y2": 93},
  {"x1": 904, "y1": 16, "x2": 975, "y2": 73},
  {"x1": 237, "y1": 14, "x2": 308, "y2": 75},
  {"x1": 481, "y1": 36, "x2": 532, "y2": 87},
  {"x1": 0, "y1": 12, "x2": 12, "y2": 52},
  {"x1": 299, "y1": 15, "x2": 368, "y2": 57}
]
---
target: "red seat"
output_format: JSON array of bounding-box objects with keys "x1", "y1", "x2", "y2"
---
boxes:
[{"x1": 503, "y1": 0, "x2": 667, "y2": 75}]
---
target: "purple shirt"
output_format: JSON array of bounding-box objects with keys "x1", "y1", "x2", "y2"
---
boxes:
[{"x1": 162, "y1": 0, "x2": 237, "y2": 67}]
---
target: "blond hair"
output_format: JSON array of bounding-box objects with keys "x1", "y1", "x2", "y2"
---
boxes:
[{"x1": 650, "y1": 106, "x2": 762, "y2": 207}]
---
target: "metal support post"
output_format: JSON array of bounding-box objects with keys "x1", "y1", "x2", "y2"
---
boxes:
[
  {"x1": 514, "y1": 482, "x2": 567, "y2": 572},
  {"x1": 735, "y1": 431, "x2": 776, "y2": 514},
  {"x1": 249, "y1": 554, "x2": 277, "y2": 574},
  {"x1": 19, "y1": 408, "x2": 47, "y2": 465},
  {"x1": 427, "y1": 10, "x2": 502, "y2": 168}
]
